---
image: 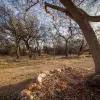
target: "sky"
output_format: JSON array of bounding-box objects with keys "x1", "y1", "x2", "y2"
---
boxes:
[
  {"x1": 1, "y1": 0, "x2": 54, "y2": 26},
  {"x1": 1, "y1": 0, "x2": 100, "y2": 30}
]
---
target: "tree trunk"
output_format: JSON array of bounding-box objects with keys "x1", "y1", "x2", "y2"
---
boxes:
[
  {"x1": 77, "y1": 39, "x2": 84, "y2": 56},
  {"x1": 29, "y1": 48, "x2": 32, "y2": 59},
  {"x1": 16, "y1": 43, "x2": 20, "y2": 59},
  {"x1": 25, "y1": 42, "x2": 32, "y2": 59},
  {"x1": 53, "y1": 43, "x2": 56, "y2": 59},
  {"x1": 60, "y1": 0, "x2": 100, "y2": 74},
  {"x1": 36, "y1": 40, "x2": 41, "y2": 56},
  {"x1": 77, "y1": 19, "x2": 100, "y2": 74},
  {"x1": 65, "y1": 41, "x2": 68, "y2": 57}
]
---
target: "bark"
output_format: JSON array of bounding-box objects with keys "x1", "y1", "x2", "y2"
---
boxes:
[
  {"x1": 77, "y1": 19, "x2": 100, "y2": 74},
  {"x1": 65, "y1": 41, "x2": 68, "y2": 57},
  {"x1": 25, "y1": 42, "x2": 32, "y2": 59},
  {"x1": 36, "y1": 39, "x2": 41, "y2": 56},
  {"x1": 16, "y1": 41, "x2": 20, "y2": 59},
  {"x1": 45, "y1": 0, "x2": 100, "y2": 74},
  {"x1": 77, "y1": 39, "x2": 84, "y2": 56}
]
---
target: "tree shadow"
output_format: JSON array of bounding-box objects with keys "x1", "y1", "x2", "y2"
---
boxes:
[
  {"x1": 59, "y1": 55, "x2": 80, "y2": 60},
  {"x1": 0, "y1": 79, "x2": 33, "y2": 100}
]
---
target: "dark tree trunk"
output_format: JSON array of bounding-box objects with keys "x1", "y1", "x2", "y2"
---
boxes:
[
  {"x1": 36, "y1": 39, "x2": 41, "y2": 56},
  {"x1": 65, "y1": 40, "x2": 68, "y2": 57},
  {"x1": 16, "y1": 40, "x2": 20, "y2": 59},
  {"x1": 77, "y1": 39, "x2": 84, "y2": 56},
  {"x1": 60, "y1": 0, "x2": 100, "y2": 74},
  {"x1": 77, "y1": 19, "x2": 100, "y2": 74},
  {"x1": 25, "y1": 42, "x2": 32, "y2": 59}
]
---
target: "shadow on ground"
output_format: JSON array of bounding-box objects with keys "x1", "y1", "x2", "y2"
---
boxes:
[
  {"x1": 59, "y1": 56, "x2": 80, "y2": 59},
  {"x1": 0, "y1": 79, "x2": 33, "y2": 100}
]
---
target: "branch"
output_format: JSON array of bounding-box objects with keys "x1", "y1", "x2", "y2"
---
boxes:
[
  {"x1": 45, "y1": 2, "x2": 66, "y2": 20},
  {"x1": 45, "y1": 2, "x2": 66, "y2": 13},
  {"x1": 45, "y1": 1, "x2": 100, "y2": 22},
  {"x1": 25, "y1": 0, "x2": 39, "y2": 12},
  {"x1": 88, "y1": 16, "x2": 100, "y2": 22},
  {"x1": 77, "y1": 0, "x2": 85, "y2": 7},
  {"x1": 45, "y1": 2, "x2": 73, "y2": 20},
  {"x1": 80, "y1": 9, "x2": 100, "y2": 22}
]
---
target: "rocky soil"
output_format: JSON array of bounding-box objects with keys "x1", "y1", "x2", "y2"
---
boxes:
[{"x1": 18, "y1": 67, "x2": 100, "y2": 100}]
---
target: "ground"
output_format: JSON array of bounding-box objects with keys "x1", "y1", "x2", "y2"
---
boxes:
[{"x1": 0, "y1": 55, "x2": 94, "y2": 100}]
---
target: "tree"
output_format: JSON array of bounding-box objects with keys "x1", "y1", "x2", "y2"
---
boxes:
[
  {"x1": 44, "y1": 0, "x2": 100, "y2": 74},
  {"x1": 0, "y1": 8, "x2": 21, "y2": 58},
  {"x1": 6, "y1": 0, "x2": 100, "y2": 74},
  {"x1": 53, "y1": 17, "x2": 78, "y2": 57},
  {"x1": 17, "y1": 16, "x2": 38, "y2": 59}
]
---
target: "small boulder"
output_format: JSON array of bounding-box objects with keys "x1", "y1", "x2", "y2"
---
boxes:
[
  {"x1": 56, "y1": 69, "x2": 61, "y2": 72},
  {"x1": 39, "y1": 73, "x2": 46, "y2": 78},
  {"x1": 21, "y1": 97, "x2": 26, "y2": 100},
  {"x1": 36, "y1": 76, "x2": 42, "y2": 85},
  {"x1": 61, "y1": 68, "x2": 65, "y2": 71},
  {"x1": 27, "y1": 83, "x2": 37, "y2": 90},
  {"x1": 26, "y1": 95, "x2": 34, "y2": 100},
  {"x1": 50, "y1": 70, "x2": 54, "y2": 73},
  {"x1": 43, "y1": 70, "x2": 49, "y2": 75},
  {"x1": 18, "y1": 89, "x2": 31, "y2": 99},
  {"x1": 87, "y1": 73, "x2": 96, "y2": 79},
  {"x1": 86, "y1": 73, "x2": 100, "y2": 88}
]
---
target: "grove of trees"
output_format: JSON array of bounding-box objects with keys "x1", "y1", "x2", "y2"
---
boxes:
[{"x1": 0, "y1": 0, "x2": 100, "y2": 75}]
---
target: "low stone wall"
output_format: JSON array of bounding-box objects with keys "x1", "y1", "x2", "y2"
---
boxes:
[{"x1": 18, "y1": 67, "x2": 70, "y2": 100}]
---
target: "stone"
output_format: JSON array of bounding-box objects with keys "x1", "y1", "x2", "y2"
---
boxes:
[
  {"x1": 26, "y1": 95, "x2": 34, "y2": 100},
  {"x1": 93, "y1": 74, "x2": 100, "y2": 80},
  {"x1": 50, "y1": 70, "x2": 54, "y2": 73},
  {"x1": 18, "y1": 89, "x2": 31, "y2": 99},
  {"x1": 36, "y1": 76, "x2": 42, "y2": 85},
  {"x1": 61, "y1": 68, "x2": 65, "y2": 71},
  {"x1": 43, "y1": 70, "x2": 49, "y2": 75},
  {"x1": 65, "y1": 67, "x2": 72, "y2": 71},
  {"x1": 56, "y1": 68, "x2": 61, "y2": 72},
  {"x1": 86, "y1": 73, "x2": 100, "y2": 88},
  {"x1": 21, "y1": 97, "x2": 26, "y2": 100},
  {"x1": 27, "y1": 83, "x2": 37, "y2": 90},
  {"x1": 39, "y1": 73, "x2": 46, "y2": 78},
  {"x1": 87, "y1": 73, "x2": 96, "y2": 79}
]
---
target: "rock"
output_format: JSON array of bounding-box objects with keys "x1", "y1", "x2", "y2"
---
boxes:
[
  {"x1": 18, "y1": 89, "x2": 31, "y2": 99},
  {"x1": 36, "y1": 76, "x2": 42, "y2": 85},
  {"x1": 43, "y1": 70, "x2": 49, "y2": 75},
  {"x1": 21, "y1": 97, "x2": 26, "y2": 100},
  {"x1": 93, "y1": 74, "x2": 100, "y2": 80},
  {"x1": 61, "y1": 68, "x2": 65, "y2": 71},
  {"x1": 87, "y1": 73, "x2": 96, "y2": 79},
  {"x1": 39, "y1": 73, "x2": 46, "y2": 78},
  {"x1": 50, "y1": 70, "x2": 54, "y2": 73},
  {"x1": 27, "y1": 83, "x2": 37, "y2": 90},
  {"x1": 65, "y1": 67, "x2": 72, "y2": 71},
  {"x1": 36, "y1": 73, "x2": 47, "y2": 85},
  {"x1": 26, "y1": 95, "x2": 34, "y2": 100},
  {"x1": 86, "y1": 73, "x2": 100, "y2": 88},
  {"x1": 56, "y1": 69, "x2": 61, "y2": 72},
  {"x1": 50, "y1": 68, "x2": 62, "y2": 73}
]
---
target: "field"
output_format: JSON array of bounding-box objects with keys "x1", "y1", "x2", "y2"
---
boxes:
[{"x1": 0, "y1": 55, "x2": 94, "y2": 100}]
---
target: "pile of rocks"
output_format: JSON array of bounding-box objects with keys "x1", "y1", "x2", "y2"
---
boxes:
[
  {"x1": 18, "y1": 68, "x2": 64, "y2": 100},
  {"x1": 18, "y1": 67, "x2": 87, "y2": 100},
  {"x1": 18, "y1": 67, "x2": 100, "y2": 100}
]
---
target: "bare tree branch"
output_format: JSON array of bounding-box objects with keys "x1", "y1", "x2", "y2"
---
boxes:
[{"x1": 45, "y1": 1, "x2": 100, "y2": 22}]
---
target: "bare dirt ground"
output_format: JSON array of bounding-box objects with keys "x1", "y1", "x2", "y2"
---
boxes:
[{"x1": 0, "y1": 55, "x2": 94, "y2": 100}]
